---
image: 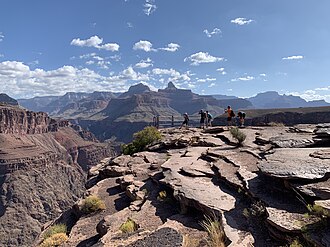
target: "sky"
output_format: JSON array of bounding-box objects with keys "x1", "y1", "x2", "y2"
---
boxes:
[{"x1": 0, "y1": 0, "x2": 330, "y2": 102}]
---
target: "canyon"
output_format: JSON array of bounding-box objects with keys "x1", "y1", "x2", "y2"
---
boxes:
[{"x1": 0, "y1": 104, "x2": 115, "y2": 246}]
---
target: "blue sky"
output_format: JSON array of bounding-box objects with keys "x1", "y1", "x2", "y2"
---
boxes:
[{"x1": 0, "y1": 0, "x2": 330, "y2": 102}]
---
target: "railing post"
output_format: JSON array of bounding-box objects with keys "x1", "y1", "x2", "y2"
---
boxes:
[
  {"x1": 156, "y1": 115, "x2": 160, "y2": 129},
  {"x1": 171, "y1": 115, "x2": 174, "y2": 127}
]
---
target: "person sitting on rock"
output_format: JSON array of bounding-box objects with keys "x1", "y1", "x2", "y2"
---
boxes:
[
  {"x1": 237, "y1": 111, "x2": 246, "y2": 127},
  {"x1": 225, "y1": 106, "x2": 235, "y2": 126},
  {"x1": 180, "y1": 113, "x2": 189, "y2": 129},
  {"x1": 199, "y1": 110, "x2": 206, "y2": 129}
]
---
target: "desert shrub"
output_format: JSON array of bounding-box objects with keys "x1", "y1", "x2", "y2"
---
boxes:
[
  {"x1": 119, "y1": 218, "x2": 139, "y2": 233},
  {"x1": 43, "y1": 224, "x2": 67, "y2": 240},
  {"x1": 200, "y1": 214, "x2": 226, "y2": 247},
  {"x1": 122, "y1": 126, "x2": 162, "y2": 155},
  {"x1": 40, "y1": 233, "x2": 68, "y2": 247},
  {"x1": 229, "y1": 127, "x2": 246, "y2": 146},
  {"x1": 81, "y1": 195, "x2": 106, "y2": 214}
]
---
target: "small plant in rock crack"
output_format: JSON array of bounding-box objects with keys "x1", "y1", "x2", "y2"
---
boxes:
[
  {"x1": 157, "y1": 190, "x2": 167, "y2": 201},
  {"x1": 200, "y1": 214, "x2": 226, "y2": 247},
  {"x1": 119, "y1": 218, "x2": 139, "y2": 233},
  {"x1": 229, "y1": 127, "x2": 246, "y2": 146}
]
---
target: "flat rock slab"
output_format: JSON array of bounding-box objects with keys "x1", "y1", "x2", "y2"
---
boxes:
[
  {"x1": 266, "y1": 207, "x2": 319, "y2": 233},
  {"x1": 161, "y1": 147, "x2": 236, "y2": 213},
  {"x1": 293, "y1": 179, "x2": 330, "y2": 199},
  {"x1": 315, "y1": 199, "x2": 330, "y2": 214},
  {"x1": 126, "y1": 227, "x2": 183, "y2": 247},
  {"x1": 258, "y1": 148, "x2": 330, "y2": 180}
]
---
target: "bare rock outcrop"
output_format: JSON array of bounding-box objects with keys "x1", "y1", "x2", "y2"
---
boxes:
[{"x1": 57, "y1": 125, "x2": 330, "y2": 247}]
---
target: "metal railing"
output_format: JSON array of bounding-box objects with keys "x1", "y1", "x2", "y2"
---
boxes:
[{"x1": 151, "y1": 115, "x2": 210, "y2": 128}]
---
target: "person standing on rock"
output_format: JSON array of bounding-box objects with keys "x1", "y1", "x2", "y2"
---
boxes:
[
  {"x1": 199, "y1": 110, "x2": 206, "y2": 129},
  {"x1": 206, "y1": 111, "x2": 213, "y2": 127},
  {"x1": 225, "y1": 106, "x2": 235, "y2": 127},
  {"x1": 237, "y1": 111, "x2": 246, "y2": 127},
  {"x1": 179, "y1": 113, "x2": 189, "y2": 129}
]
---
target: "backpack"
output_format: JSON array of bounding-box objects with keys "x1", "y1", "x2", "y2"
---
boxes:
[
  {"x1": 207, "y1": 113, "x2": 213, "y2": 119},
  {"x1": 230, "y1": 110, "x2": 235, "y2": 117}
]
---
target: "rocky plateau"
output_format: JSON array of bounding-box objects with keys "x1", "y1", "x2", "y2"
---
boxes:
[{"x1": 45, "y1": 123, "x2": 330, "y2": 247}]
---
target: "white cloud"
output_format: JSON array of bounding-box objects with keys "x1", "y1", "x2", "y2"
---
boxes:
[
  {"x1": 282, "y1": 55, "x2": 304, "y2": 60},
  {"x1": 159, "y1": 43, "x2": 180, "y2": 52},
  {"x1": 144, "y1": 0, "x2": 157, "y2": 16},
  {"x1": 0, "y1": 61, "x2": 154, "y2": 98},
  {"x1": 203, "y1": 28, "x2": 221, "y2": 38},
  {"x1": 127, "y1": 22, "x2": 133, "y2": 28},
  {"x1": 152, "y1": 67, "x2": 191, "y2": 83},
  {"x1": 71, "y1": 35, "x2": 103, "y2": 47},
  {"x1": 217, "y1": 67, "x2": 227, "y2": 75},
  {"x1": 71, "y1": 35, "x2": 119, "y2": 51},
  {"x1": 135, "y1": 58, "x2": 153, "y2": 68},
  {"x1": 0, "y1": 54, "x2": 4, "y2": 58},
  {"x1": 133, "y1": 40, "x2": 155, "y2": 52},
  {"x1": 315, "y1": 86, "x2": 330, "y2": 91},
  {"x1": 197, "y1": 78, "x2": 216, "y2": 83},
  {"x1": 98, "y1": 43, "x2": 120, "y2": 51},
  {"x1": 184, "y1": 52, "x2": 224, "y2": 66},
  {"x1": 290, "y1": 89, "x2": 330, "y2": 102},
  {"x1": 231, "y1": 17, "x2": 254, "y2": 25},
  {"x1": 152, "y1": 68, "x2": 180, "y2": 77},
  {"x1": 259, "y1": 73, "x2": 267, "y2": 77},
  {"x1": 208, "y1": 83, "x2": 216, "y2": 88},
  {"x1": 0, "y1": 32, "x2": 4, "y2": 42},
  {"x1": 231, "y1": 76, "x2": 254, "y2": 82}
]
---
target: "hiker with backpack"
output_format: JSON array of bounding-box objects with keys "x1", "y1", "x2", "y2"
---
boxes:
[{"x1": 225, "y1": 105, "x2": 235, "y2": 126}]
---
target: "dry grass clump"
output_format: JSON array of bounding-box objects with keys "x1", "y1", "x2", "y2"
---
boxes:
[
  {"x1": 40, "y1": 233, "x2": 68, "y2": 247},
  {"x1": 229, "y1": 127, "x2": 246, "y2": 146},
  {"x1": 42, "y1": 224, "x2": 67, "y2": 240},
  {"x1": 119, "y1": 218, "x2": 139, "y2": 233},
  {"x1": 200, "y1": 214, "x2": 226, "y2": 247},
  {"x1": 81, "y1": 195, "x2": 106, "y2": 214},
  {"x1": 183, "y1": 235, "x2": 201, "y2": 247}
]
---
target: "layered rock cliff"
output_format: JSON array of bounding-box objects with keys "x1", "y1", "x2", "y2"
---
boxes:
[{"x1": 0, "y1": 106, "x2": 115, "y2": 246}]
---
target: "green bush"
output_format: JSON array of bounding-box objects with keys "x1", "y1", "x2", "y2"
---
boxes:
[
  {"x1": 122, "y1": 126, "x2": 162, "y2": 155},
  {"x1": 119, "y1": 218, "x2": 139, "y2": 233},
  {"x1": 40, "y1": 233, "x2": 68, "y2": 247},
  {"x1": 230, "y1": 127, "x2": 246, "y2": 146},
  {"x1": 81, "y1": 195, "x2": 106, "y2": 214},
  {"x1": 43, "y1": 224, "x2": 67, "y2": 240}
]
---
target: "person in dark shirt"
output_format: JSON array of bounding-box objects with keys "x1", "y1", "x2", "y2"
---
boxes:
[
  {"x1": 180, "y1": 112, "x2": 189, "y2": 129},
  {"x1": 237, "y1": 111, "x2": 246, "y2": 127}
]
